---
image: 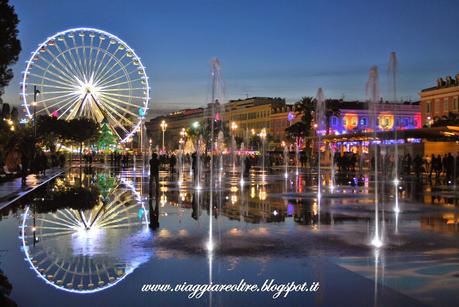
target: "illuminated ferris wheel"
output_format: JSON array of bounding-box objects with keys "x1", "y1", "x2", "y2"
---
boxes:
[
  {"x1": 20, "y1": 176, "x2": 150, "y2": 293},
  {"x1": 21, "y1": 27, "x2": 150, "y2": 142}
]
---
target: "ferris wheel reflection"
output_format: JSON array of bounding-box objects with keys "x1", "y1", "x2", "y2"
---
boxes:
[{"x1": 20, "y1": 169, "x2": 152, "y2": 293}]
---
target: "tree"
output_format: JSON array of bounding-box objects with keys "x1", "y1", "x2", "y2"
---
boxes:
[
  {"x1": 97, "y1": 120, "x2": 117, "y2": 152},
  {"x1": 0, "y1": 0, "x2": 21, "y2": 101},
  {"x1": 67, "y1": 118, "x2": 99, "y2": 162},
  {"x1": 285, "y1": 97, "x2": 315, "y2": 140}
]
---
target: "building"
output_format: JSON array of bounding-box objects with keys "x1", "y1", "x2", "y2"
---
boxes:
[
  {"x1": 224, "y1": 97, "x2": 285, "y2": 138},
  {"x1": 328, "y1": 101, "x2": 421, "y2": 135},
  {"x1": 146, "y1": 107, "x2": 204, "y2": 150},
  {"x1": 420, "y1": 74, "x2": 459, "y2": 126},
  {"x1": 270, "y1": 104, "x2": 300, "y2": 141}
]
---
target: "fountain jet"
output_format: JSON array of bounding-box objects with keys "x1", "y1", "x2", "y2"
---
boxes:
[{"x1": 367, "y1": 66, "x2": 383, "y2": 248}]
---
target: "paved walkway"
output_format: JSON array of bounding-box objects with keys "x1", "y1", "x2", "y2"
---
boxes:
[{"x1": 0, "y1": 167, "x2": 64, "y2": 210}]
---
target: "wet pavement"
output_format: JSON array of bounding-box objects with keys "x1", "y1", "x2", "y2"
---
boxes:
[{"x1": 0, "y1": 164, "x2": 458, "y2": 306}]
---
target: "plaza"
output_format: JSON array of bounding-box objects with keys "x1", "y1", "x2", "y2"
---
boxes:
[{"x1": 1, "y1": 1, "x2": 459, "y2": 307}]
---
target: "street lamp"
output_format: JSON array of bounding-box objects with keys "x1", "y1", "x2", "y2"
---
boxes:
[
  {"x1": 160, "y1": 120, "x2": 167, "y2": 152},
  {"x1": 231, "y1": 122, "x2": 238, "y2": 170},
  {"x1": 260, "y1": 128, "x2": 267, "y2": 181},
  {"x1": 32, "y1": 86, "x2": 40, "y2": 137}
]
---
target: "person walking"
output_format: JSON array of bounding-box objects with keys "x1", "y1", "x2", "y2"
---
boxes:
[{"x1": 149, "y1": 153, "x2": 160, "y2": 188}]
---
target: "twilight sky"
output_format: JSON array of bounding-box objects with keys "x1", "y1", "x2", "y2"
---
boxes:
[{"x1": 4, "y1": 0, "x2": 459, "y2": 117}]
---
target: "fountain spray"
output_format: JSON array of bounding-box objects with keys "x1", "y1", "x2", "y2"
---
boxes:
[
  {"x1": 315, "y1": 88, "x2": 326, "y2": 199},
  {"x1": 284, "y1": 143, "x2": 289, "y2": 179},
  {"x1": 389, "y1": 52, "x2": 400, "y2": 214},
  {"x1": 367, "y1": 66, "x2": 383, "y2": 248}
]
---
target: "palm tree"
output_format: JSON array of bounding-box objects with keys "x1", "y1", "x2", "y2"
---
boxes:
[{"x1": 285, "y1": 97, "x2": 315, "y2": 140}]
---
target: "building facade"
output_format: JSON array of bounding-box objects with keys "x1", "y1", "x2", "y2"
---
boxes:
[
  {"x1": 224, "y1": 97, "x2": 285, "y2": 138},
  {"x1": 420, "y1": 74, "x2": 459, "y2": 126},
  {"x1": 146, "y1": 107, "x2": 204, "y2": 150},
  {"x1": 328, "y1": 102, "x2": 421, "y2": 135}
]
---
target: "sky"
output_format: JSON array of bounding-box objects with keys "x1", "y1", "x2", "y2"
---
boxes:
[{"x1": 3, "y1": 0, "x2": 459, "y2": 117}]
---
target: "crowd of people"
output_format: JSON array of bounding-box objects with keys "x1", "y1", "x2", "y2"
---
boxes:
[
  {"x1": 20, "y1": 150, "x2": 65, "y2": 184},
  {"x1": 148, "y1": 150, "x2": 459, "y2": 185}
]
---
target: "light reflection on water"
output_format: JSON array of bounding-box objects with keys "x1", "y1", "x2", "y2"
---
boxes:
[{"x1": 0, "y1": 166, "x2": 459, "y2": 305}]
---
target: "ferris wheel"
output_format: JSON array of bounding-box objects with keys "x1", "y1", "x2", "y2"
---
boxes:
[
  {"x1": 21, "y1": 27, "x2": 150, "y2": 142},
  {"x1": 20, "y1": 175, "x2": 150, "y2": 293}
]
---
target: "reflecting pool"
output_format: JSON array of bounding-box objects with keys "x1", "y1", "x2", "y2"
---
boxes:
[{"x1": 1, "y1": 165, "x2": 458, "y2": 306}]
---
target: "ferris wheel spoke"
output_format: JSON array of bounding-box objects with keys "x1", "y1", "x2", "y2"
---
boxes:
[
  {"x1": 88, "y1": 94, "x2": 128, "y2": 130},
  {"x1": 101, "y1": 92, "x2": 147, "y2": 102},
  {"x1": 37, "y1": 89, "x2": 75, "y2": 95},
  {"x1": 95, "y1": 53, "x2": 128, "y2": 86},
  {"x1": 49, "y1": 211, "x2": 82, "y2": 228},
  {"x1": 99, "y1": 77, "x2": 146, "y2": 89},
  {"x1": 58, "y1": 96, "x2": 82, "y2": 120},
  {"x1": 64, "y1": 209, "x2": 84, "y2": 226},
  {"x1": 54, "y1": 42, "x2": 84, "y2": 80},
  {"x1": 87, "y1": 35, "x2": 95, "y2": 76},
  {"x1": 92, "y1": 45, "x2": 111, "y2": 83},
  {"x1": 57, "y1": 209, "x2": 83, "y2": 227},
  {"x1": 45, "y1": 97, "x2": 79, "y2": 112},
  {"x1": 34, "y1": 57, "x2": 76, "y2": 85},
  {"x1": 36, "y1": 91, "x2": 78, "y2": 105},
  {"x1": 39, "y1": 217, "x2": 77, "y2": 229},
  {"x1": 38, "y1": 95, "x2": 78, "y2": 115},
  {"x1": 96, "y1": 63, "x2": 137, "y2": 89},
  {"x1": 99, "y1": 92, "x2": 141, "y2": 108},
  {"x1": 26, "y1": 82, "x2": 74, "y2": 91},
  {"x1": 62, "y1": 39, "x2": 85, "y2": 80},
  {"x1": 98, "y1": 210, "x2": 133, "y2": 226},
  {"x1": 94, "y1": 45, "x2": 121, "y2": 82},
  {"x1": 81, "y1": 34, "x2": 88, "y2": 77},
  {"x1": 99, "y1": 95, "x2": 138, "y2": 118},
  {"x1": 98, "y1": 104, "x2": 132, "y2": 130},
  {"x1": 29, "y1": 72, "x2": 76, "y2": 89},
  {"x1": 36, "y1": 229, "x2": 76, "y2": 239},
  {"x1": 101, "y1": 87, "x2": 146, "y2": 92},
  {"x1": 89, "y1": 38, "x2": 104, "y2": 78},
  {"x1": 44, "y1": 47, "x2": 80, "y2": 82},
  {"x1": 39, "y1": 93, "x2": 79, "y2": 113},
  {"x1": 71, "y1": 36, "x2": 85, "y2": 79}
]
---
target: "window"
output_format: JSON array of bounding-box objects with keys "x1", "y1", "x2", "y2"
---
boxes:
[
  {"x1": 360, "y1": 118, "x2": 367, "y2": 126},
  {"x1": 332, "y1": 117, "x2": 337, "y2": 126},
  {"x1": 454, "y1": 97, "x2": 459, "y2": 111},
  {"x1": 426, "y1": 101, "x2": 431, "y2": 113},
  {"x1": 444, "y1": 98, "x2": 449, "y2": 113},
  {"x1": 435, "y1": 99, "x2": 440, "y2": 114}
]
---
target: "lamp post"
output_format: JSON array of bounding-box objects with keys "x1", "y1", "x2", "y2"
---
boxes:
[
  {"x1": 260, "y1": 128, "x2": 267, "y2": 180},
  {"x1": 231, "y1": 122, "x2": 238, "y2": 170},
  {"x1": 32, "y1": 86, "x2": 40, "y2": 137},
  {"x1": 160, "y1": 120, "x2": 167, "y2": 153},
  {"x1": 178, "y1": 128, "x2": 186, "y2": 183}
]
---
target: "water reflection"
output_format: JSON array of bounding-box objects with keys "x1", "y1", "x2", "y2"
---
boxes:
[{"x1": 20, "y1": 169, "x2": 152, "y2": 293}]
